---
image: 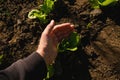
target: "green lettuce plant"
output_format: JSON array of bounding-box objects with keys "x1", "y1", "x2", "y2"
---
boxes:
[
  {"x1": 44, "y1": 64, "x2": 54, "y2": 80},
  {"x1": 98, "y1": 0, "x2": 118, "y2": 6},
  {"x1": 89, "y1": 0, "x2": 119, "y2": 8},
  {"x1": 58, "y1": 32, "x2": 80, "y2": 52},
  {"x1": 89, "y1": 0, "x2": 100, "y2": 8},
  {"x1": 28, "y1": 0, "x2": 56, "y2": 23},
  {"x1": 0, "y1": 54, "x2": 3, "y2": 64}
]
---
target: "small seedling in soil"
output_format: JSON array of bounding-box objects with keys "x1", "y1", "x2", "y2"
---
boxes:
[
  {"x1": 0, "y1": 54, "x2": 3, "y2": 64},
  {"x1": 28, "y1": 0, "x2": 56, "y2": 23},
  {"x1": 44, "y1": 64, "x2": 54, "y2": 80},
  {"x1": 98, "y1": 0, "x2": 118, "y2": 6},
  {"x1": 58, "y1": 31, "x2": 80, "y2": 52},
  {"x1": 89, "y1": 0, "x2": 119, "y2": 8}
]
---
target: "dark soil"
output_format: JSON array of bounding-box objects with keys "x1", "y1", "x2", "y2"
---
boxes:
[{"x1": 0, "y1": 0, "x2": 120, "y2": 80}]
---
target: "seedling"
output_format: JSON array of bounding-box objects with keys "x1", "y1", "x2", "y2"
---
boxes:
[
  {"x1": 44, "y1": 64, "x2": 54, "y2": 79},
  {"x1": 58, "y1": 32, "x2": 80, "y2": 52},
  {"x1": 98, "y1": 0, "x2": 118, "y2": 6},
  {"x1": 0, "y1": 54, "x2": 3, "y2": 64},
  {"x1": 87, "y1": 22, "x2": 92, "y2": 29},
  {"x1": 89, "y1": 0, "x2": 100, "y2": 8},
  {"x1": 89, "y1": 0, "x2": 119, "y2": 8},
  {"x1": 28, "y1": 0, "x2": 56, "y2": 23}
]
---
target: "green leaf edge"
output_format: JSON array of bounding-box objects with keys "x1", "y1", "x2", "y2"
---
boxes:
[
  {"x1": 58, "y1": 32, "x2": 80, "y2": 52},
  {"x1": 98, "y1": 0, "x2": 118, "y2": 6}
]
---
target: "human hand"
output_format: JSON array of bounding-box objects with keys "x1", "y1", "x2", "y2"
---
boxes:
[{"x1": 36, "y1": 20, "x2": 74, "y2": 65}]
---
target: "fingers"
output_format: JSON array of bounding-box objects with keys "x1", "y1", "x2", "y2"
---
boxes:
[
  {"x1": 43, "y1": 20, "x2": 55, "y2": 34},
  {"x1": 53, "y1": 23, "x2": 74, "y2": 33},
  {"x1": 53, "y1": 23, "x2": 72, "y2": 30},
  {"x1": 43, "y1": 20, "x2": 75, "y2": 43},
  {"x1": 52, "y1": 23, "x2": 74, "y2": 43}
]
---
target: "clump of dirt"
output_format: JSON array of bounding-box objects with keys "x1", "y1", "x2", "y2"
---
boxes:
[
  {"x1": 0, "y1": 0, "x2": 44, "y2": 68},
  {"x1": 0, "y1": 0, "x2": 120, "y2": 80}
]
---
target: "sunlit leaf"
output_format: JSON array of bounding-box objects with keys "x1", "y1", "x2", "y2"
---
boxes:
[
  {"x1": 0, "y1": 54, "x2": 3, "y2": 64},
  {"x1": 58, "y1": 32, "x2": 80, "y2": 52}
]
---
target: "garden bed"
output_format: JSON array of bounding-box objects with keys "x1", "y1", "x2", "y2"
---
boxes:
[{"x1": 0, "y1": 0, "x2": 120, "y2": 80}]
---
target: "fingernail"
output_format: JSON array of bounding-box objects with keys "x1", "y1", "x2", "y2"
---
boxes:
[
  {"x1": 50, "y1": 20, "x2": 54, "y2": 24},
  {"x1": 70, "y1": 24, "x2": 74, "y2": 28}
]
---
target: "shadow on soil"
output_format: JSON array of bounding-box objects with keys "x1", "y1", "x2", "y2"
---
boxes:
[
  {"x1": 51, "y1": 47, "x2": 92, "y2": 80},
  {"x1": 101, "y1": 4, "x2": 120, "y2": 25}
]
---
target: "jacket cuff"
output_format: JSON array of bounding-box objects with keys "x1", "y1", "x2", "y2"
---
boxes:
[{"x1": 23, "y1": 52, "x2": 47, "y2": 80}]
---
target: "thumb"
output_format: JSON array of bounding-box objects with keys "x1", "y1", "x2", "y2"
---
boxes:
[{"x1": 44, "y1": 20, "x2": 55, "y2": 34}]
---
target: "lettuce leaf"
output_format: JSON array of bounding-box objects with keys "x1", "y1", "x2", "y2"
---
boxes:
[
  {"x1": 58, "y1": 32, "x2": 80, "y2": 52},
  {"x1": 89, "y1": 0, "x2": 118, "y2": 9},
  {"x1": 28, "y1": 0, "x2": 56, "y2": 23},
  {"x1": 98, "y1": 0, "x2": 118, "y2": 6}
]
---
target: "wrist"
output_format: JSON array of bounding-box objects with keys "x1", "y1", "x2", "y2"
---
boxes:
[{"x1": 36, "y1": 49, "x2": 49, "y2": 65}]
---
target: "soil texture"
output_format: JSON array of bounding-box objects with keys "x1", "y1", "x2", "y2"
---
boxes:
[{"x1": 0, "y1": 0, "x2": 120, "y2": 80}]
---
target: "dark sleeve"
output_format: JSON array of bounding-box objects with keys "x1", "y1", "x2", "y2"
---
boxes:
[{"x1": 0, "y1": 52, "x2": 47, "y2": 80}]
